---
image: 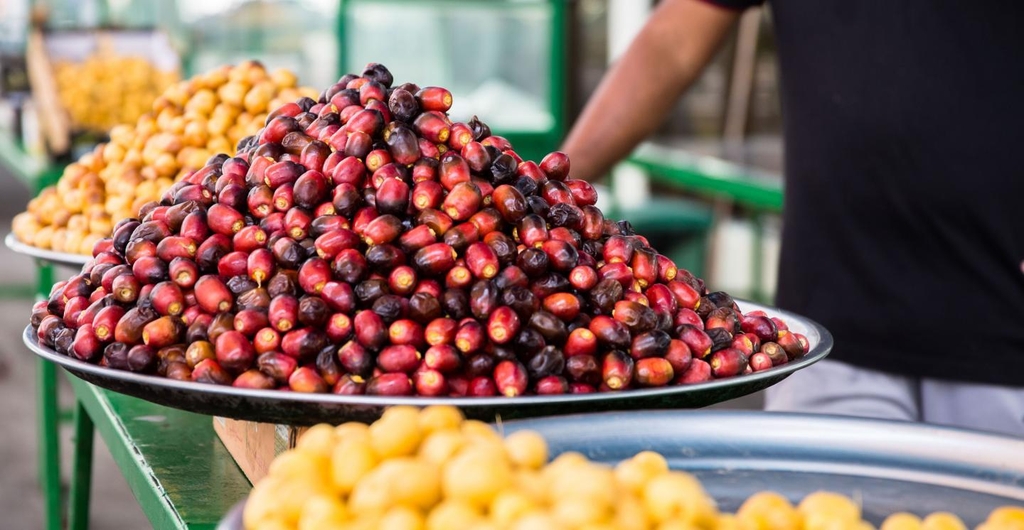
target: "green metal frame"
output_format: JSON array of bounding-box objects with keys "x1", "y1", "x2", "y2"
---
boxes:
[
  {"x1": 67, "y1": 376, "x2": 252, "y2": 529},
  {"x1": 335, "y1": 0, "x2": 567, "y2": 162}
]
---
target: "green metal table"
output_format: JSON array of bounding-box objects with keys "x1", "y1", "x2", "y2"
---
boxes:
[
  {"x1": 67, "y1": 375, "x2": 251, "y2": 529},
  {"x1": 628, "y1": 141, "x2": 784, "y2": 213}
]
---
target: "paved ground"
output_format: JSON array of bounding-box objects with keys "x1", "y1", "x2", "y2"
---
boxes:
[{"x1": 0, "y1": 165, "x2": 761, "y2": 528}]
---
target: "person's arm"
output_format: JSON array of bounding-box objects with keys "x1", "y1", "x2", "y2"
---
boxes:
[{"x1": 562, "y1": 0, "x2": 743, "y2": 181}]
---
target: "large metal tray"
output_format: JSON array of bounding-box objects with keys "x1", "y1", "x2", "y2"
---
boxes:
[
  {"x1": 5, "y1": 232, "x2": 90, "y2": 268},
  {"x1": 23, "y1": 301, "x2": 831, "y2": 425},
  {"x1": 218, "y1": 412, "x2": 1024, "y2": 529}
]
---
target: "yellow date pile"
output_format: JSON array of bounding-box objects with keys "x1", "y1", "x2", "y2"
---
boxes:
[{"x1": 243, "y1": 406, "x2": 1024, "y2": 530}]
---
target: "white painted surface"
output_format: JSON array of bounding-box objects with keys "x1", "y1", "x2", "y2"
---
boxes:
[{"x1": 608, "y1": 0, "x2": 653, "y2": 63}]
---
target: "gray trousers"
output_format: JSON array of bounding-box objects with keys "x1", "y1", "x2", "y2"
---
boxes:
[{"x1": 764, "y1": 360, "x2": 1024, "y2": 437}]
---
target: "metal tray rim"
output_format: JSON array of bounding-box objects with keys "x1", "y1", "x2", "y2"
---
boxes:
[
  {"x1": 23, "y1": 301, "x2": 832, "y2": 408},
  {"x1": 5, "y1": 232, "x2": 90, "y2": 268}
]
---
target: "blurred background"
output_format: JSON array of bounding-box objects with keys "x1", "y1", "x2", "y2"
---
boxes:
[{"x1": 0, "y1": 0, "x2": 786, "y2": 527}]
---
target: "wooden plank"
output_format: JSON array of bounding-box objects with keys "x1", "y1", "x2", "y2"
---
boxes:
[{"x1": 25, "y1": 30, "x2": 70, "y2": 155}]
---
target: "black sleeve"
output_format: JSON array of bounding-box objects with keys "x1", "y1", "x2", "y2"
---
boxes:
[{"x1": 696, "y1": 0, "x2": 765, "y2": 10}]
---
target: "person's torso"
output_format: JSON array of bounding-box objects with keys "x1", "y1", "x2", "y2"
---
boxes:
[{"x1": 767, "y1": 0, "x2": 1024, "y2": 384}]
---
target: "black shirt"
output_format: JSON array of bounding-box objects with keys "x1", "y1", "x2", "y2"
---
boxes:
[{"x1": 707, "y1": 0, "x2": 1024, "y2": 385}]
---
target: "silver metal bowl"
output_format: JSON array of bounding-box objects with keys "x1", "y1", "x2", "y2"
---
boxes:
[{"x1": 218, "y1": 411, "x2": 1024, "y2": 529}]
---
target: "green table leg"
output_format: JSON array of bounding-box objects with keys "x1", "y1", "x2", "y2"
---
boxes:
[
  {"x1": 38, "y1": 358, "x2": 63, "y2": 530},
  {"x1": 35, "y1": 261, "x2": 63, "y2": 530},
  {"x1": 70, "y1": 401, "x2": 94, "y2": 530}
]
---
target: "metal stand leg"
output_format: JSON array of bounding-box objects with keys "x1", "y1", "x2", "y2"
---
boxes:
[
  {"x1": 38, "y1": 358, "x2": 63, "y2": 530},
  {"x1": 69, "y1": 401, "x2": 94, "y2": 530},
  {"x1": 35, "y1": 262, "x2": 63, "y2": 530}
]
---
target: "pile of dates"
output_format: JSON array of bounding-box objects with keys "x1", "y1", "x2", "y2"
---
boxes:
[{"x1": 31, "y1": 62, "x2": 809, "y2": 397}]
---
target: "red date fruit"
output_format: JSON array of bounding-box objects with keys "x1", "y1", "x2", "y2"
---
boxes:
[
  {"x1": 142, "y1": 316, "x2": 184, "y2": 349},
  {"x1": 664, "y1": 339, "x2": 693, "y2": 374},
  {"x1": 492, "y1": 184, "x2": 528, "y2": 224},
  {"x1": 366, "y1": 373, "x2": 414, "y2": 396},
  {"x1": 388, "y1": 318, "x2": 424, "y2": 347},
  {"x1": 287, "y1": 366, "x2": 328, "y2": 393},
  {"x1": 635, "y1": 357, "x2": 674, "y2": 387},
  {"x1": 439, "y1": 152, "x2": 471, "y2": 191},
  {"x1": 377, "y1": 345, "x2": 421, "y2": 373},
  {"x1": 630, "y1": 330, "x2": 671, "y2": 360},
  {"x1": 424, "y1": 344, "x2": 461, "y2": 374},
  {"x1": 251, "y1": 328, "x2": 280, "y2": 355},
  {"x1": 268, "y1": 295, "x2": 299, "y2": 332},
  {"x1": 656, "y1": 255, "x2": 678, "y2": 283},
  {"x1": 131, "y1": 256, "x2": 169, "y2": 285},
  {"x1": 602, "y1": 351, "x2": 634, "y2": 391},
  {"x1": 298, "y1": 258, "x2": 330, "y2": 294},
  {"x1": 731, "y1": 334, "x2": 755, "y2": 356},
  {"x1": 674, "y1": 308, "x2": 703, "y2": 330},
  {"x1": 399, "y1": 225, "x2": 438, "y2": 255},
  {"x1": 256, "y1": 352, "x2": 296, "y2": 384},
  {"x1": 425, "y1": 318, "x2": 458, "y2": 347},
  {"x1": 233, "y1": 369, "x2": 276, "y2": 390},
  {"x1": 749, "y1": 352, "x2": 773, "y2": 372},
  {"x1": 465, "y1": 242, "x2": 499, "y2": 280},
  {"x1": 354, "y1": 310, "x2": 387, "y2": 350},
  {"x1": 535, "y1": 375, "x2": 569, "y2": 395},
  {"x1": 676, "y1": 358, "x2": 712, "y2": 384},
  {"x1": 709, "y1": 348, "x2": 748, "y2": 378},
  {"x1": 414, "y1": 369, "x2": 448, "y2": 397},
  {"x1": 217, "y1": 251, "x2": 248, "y2": 278},
  {"x1": 494, "y1": 360, "x2": 528, "y2": 397},
  {"x1": 631, "y1": 247, "x2": 658, "y2": 288},
  {"x1": 233, "y1": 309, "x2": 269, "y2": 338},
  {"x1": 280, "y1": 328, "x2": 328, "y2": 361},
  {"x1": 72, "y1": 324, "x2": 101, "y2": 361},
  {"x1": 413, "y1": 110, "x2": 450, "y2": 144},
  {"x1": 417, "y1": 86, "x2": 453, "y2": 112},
  {"x1": 676, "y1": 324, "x2": 713, "y2": 359},
  {"x1": 195, "y1": 276, "x2": 233, "y2": 313},
  {"x1": 232, "y1": 225, "x2": 267, "y2": 253},
  {"x1": 448, "y1": 122, "x2": 473, "y2": 150},
  {"x1": 150, "y1": 281, "x2": 184, "y2": 316},
  {"x1": 361, "y1": 214, "x2": 403, "y2": 246},
  {"x1": 111, "y1": 274, "x2": 141, "y2": 304},
  {"x1": 413, "y1": 243, "x2": 457, "y2": 276},
  {"x1": 516, "y1": 214, "x2": 548, "y2": 248},
  {"x1": 333, "y1": 374, "x2": 367, "y2": 395},
  {"x1": 441, "y1": 182, "x2": 482, "y2": 221},
  {"x1": 539, "y1": 151, "x2": 570, "y2": 181},
  {"x1": 187, "y1": 358, "x2": 229, "y2": 385},
  {"x1": 214, "y1": 330, "x2": 256, "y2": 372},
  {"x1": 740, "y1": 315, "x2": 778, "y2": 344},
  {"x1": 411, "y1": 181, "x2": 444, "y2": 212},
  {"x1": 93, "y1": 306, "x2": 126, "y2": 343},
  {"x1": 454, "y1": 320, "x2": 486, "y2": 354},
  {"x1": 486, "y1": 306, "x2": 521, "y2": 344},
  {"x1": 760, "y1": 342, "x2": 789, "y2": 365}
]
